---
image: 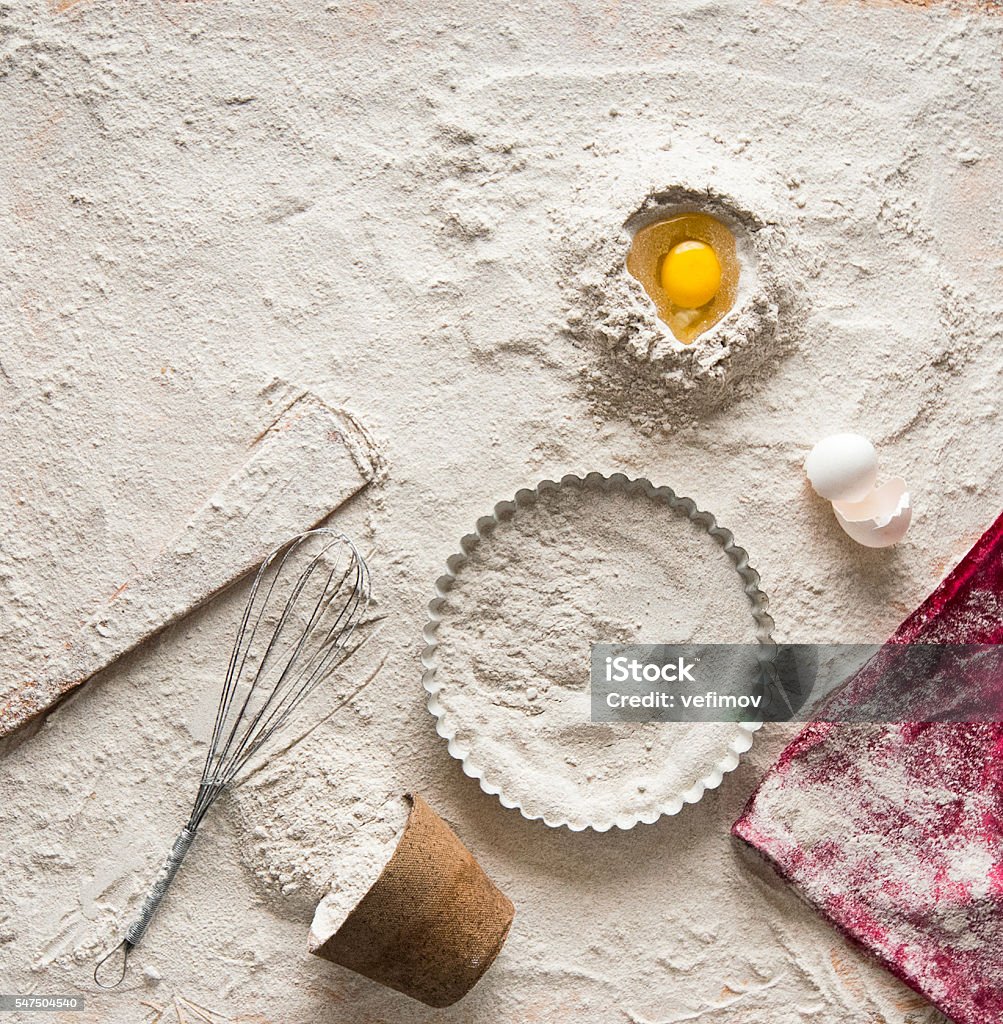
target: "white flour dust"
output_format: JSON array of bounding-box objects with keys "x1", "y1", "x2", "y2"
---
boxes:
[
  {"x1": 1, "y1": 2, "x2": 1001, "y2": 1022},
  {"x1": 429, "y1": 480, "x2": 763, "y2": 830},
  {"x1": 307, "y1": 795, "x2": 410, "y2": 950}
]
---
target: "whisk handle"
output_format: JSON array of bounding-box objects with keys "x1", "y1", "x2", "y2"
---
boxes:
[{"x1": 124, "y1": 827, "x2": 197, "y2": 947}]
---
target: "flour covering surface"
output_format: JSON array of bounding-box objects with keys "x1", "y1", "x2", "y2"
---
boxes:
[{"x1": 2, "y1": 1, "x2": 1001, "y2": 1019}]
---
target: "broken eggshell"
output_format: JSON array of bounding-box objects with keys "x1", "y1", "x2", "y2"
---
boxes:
[
  {"x1": 804, "y1": 433, "x2": 912, "y2": 548},
  {"x1": 804, "y1": 433, "x2": 879, "y2": 503},
  {"x1": 832, "y1": 478, "x2": 912, "y2": 549}
]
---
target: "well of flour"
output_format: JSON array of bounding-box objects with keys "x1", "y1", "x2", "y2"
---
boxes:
[
  {"x1": 561, "y1": 153, "x2": 805, "y2": 430},
  {"x1": 427, "y1": 478, "x2": 765, "y2": 830}
]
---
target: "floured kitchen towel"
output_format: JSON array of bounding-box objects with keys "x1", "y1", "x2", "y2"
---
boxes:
[{"x1": 734, "y1": 511, "x2": 1003, "y2": 1024}]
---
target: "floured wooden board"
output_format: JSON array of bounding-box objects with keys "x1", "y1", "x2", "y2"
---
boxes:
[{"x1": 0, "y1": 393, "x2": 378, "y2": 739}]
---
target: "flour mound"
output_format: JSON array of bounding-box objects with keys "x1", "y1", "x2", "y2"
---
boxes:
[
  {"x1": 307, "y1": 795, "x2": 410, "y2": 951},
  {"x1": 560, "y1": 152, "x2": 807, "y2": 431},
  {"x1": 232, "y1": 776, "x2": 407, "y2": 919}
]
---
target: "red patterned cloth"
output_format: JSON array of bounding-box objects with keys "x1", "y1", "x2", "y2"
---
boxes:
[{"x1": 734, "y1": 512, "x2": 1003, "y2": 1024}]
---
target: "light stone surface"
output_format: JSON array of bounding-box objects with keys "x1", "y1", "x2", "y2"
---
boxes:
[{"x1": 1, "y1": 1, "x2": 1001, "y2": 1021}]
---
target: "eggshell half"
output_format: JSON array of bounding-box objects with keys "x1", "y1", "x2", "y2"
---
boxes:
[
  {"x1": 832, "y1": 478, "x2": 912, "y2": 548},
  {"x1": 804, "y1": 433, "x2": 878, "y2": 502}
]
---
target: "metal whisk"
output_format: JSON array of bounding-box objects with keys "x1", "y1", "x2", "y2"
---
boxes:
[{"x1": 94, "y1": 529, "x2": 370, "y2": 987}]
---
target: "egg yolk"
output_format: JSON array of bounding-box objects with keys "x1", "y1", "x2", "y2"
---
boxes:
[
  {"x1": 659, "y1": 240, "x2": 722, "y2": 309},
  {"x1": 625, "y1": 212, "x2": 739, "y2": 344}
]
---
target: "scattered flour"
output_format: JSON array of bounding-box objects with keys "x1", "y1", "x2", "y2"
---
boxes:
[
  {"x1": 1, "y1": 2, "x2": 1001, "y2": 1022},
  {"x1": 307, "y1": 794, "x2": 410, "y2": 951},
  {"x1": 428, "y1": 478, "x2": 764, "y2": 830},
  {"x1": 231, "y1": 755, "x2": 407, "y2": 921}
]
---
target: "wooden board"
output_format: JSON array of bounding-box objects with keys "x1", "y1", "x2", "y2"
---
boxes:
[{"x1": 0, "y1": 393, "x2": 378, "y2": 740}]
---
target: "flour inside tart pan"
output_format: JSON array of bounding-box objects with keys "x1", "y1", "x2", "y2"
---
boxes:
[{"x1": 429, "y1": 481, "x2": 764, "y2": 830}]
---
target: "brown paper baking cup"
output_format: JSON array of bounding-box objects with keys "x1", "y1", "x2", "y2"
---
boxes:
[{"x1": 310, "y1": 793, "x2": 514, "y2": 1008}]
